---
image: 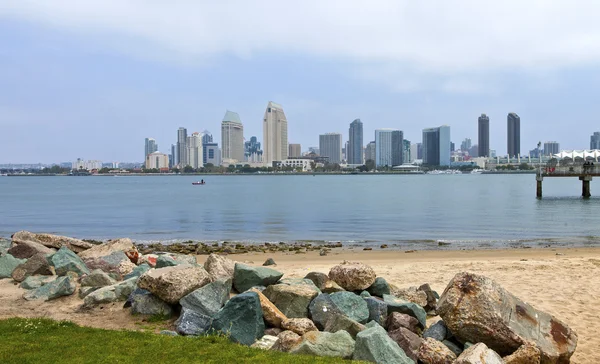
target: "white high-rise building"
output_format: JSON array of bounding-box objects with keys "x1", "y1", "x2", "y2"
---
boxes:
[
  {"x1": 263, "y1": 101, "x2": 288, "y2": 165},
  {"x1": 146, "y1": 152, "x2": 169, "y2": 170},
  {"x1": 221, "y1": 111, "x2": 244, "y2": 163},
  {"x1": 177, "y1": 127, "x2": 188, "y2": 167},
  {"x1": 375, "y1": 129, "x2": 403, "y2": 167},
  {"x1": 186, "y1": 132, "x2": 203, "y2": 169},
  {"x1": 319, "y1": 133, "x2": 342, "y2": 164},
  {"x1": 144, "y1": 138, "x2": 158, "y2": 161},
  {"x1": 73, "y1": 159, "x2": 103, "y2": 171}
]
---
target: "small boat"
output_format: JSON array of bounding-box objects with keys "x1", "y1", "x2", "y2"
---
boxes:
[{"x1": 192, "y1": 181, "x2": 206, "y2": 185}]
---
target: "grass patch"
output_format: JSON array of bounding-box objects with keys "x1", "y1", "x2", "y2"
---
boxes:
[{"x1": 0, "y1": 318, "x2": 349, "y2": 363}]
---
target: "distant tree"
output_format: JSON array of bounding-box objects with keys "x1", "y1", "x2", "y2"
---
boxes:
[
  {"x1": 357, "y1": 165, "x2": 368, "y2": 172},
  {"x1": 310, "y1": 161, "x2": 316, "y2": 171},
  {"x1": 365, "y1": 159, "x2": 375, "y2": 172},
  {"x1": 519, "y1": 163, "x2": 531, "y2": 170},
  {"x1": 227, "y1": 165, "x2": 236, "y2": 173},
  {"x1": 183, "y1": 166, "x2": 195, "y2": 173},
  {"x1": 171, "y1": 167, "x2": 180, "y2": 173},
  {"x1": 98, "y1": 167, "x2": 111, "y2": 174}
]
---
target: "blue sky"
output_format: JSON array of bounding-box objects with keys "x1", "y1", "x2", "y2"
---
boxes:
[{"x1": 1, "y1": 1, "x2": 600, "y2": 163}]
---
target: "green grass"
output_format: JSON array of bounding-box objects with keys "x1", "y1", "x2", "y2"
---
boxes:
[{"x1": 0, "y1": 318, "x2": 349, "y2": 363}]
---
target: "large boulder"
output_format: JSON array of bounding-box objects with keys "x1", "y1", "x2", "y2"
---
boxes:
[
  {"x1": 353, "y1": 324, "x2": 414, "y2": 364},
  {"x1": 328, "y1": 261, "x2": 376, "y2": 291},
  {"x1": 418, "y1": 337, "x2": 457, "y2": 364},
  {"x1": 211, "y1": 291, "x2": 265, "y2": 346},
  {"x1": 437, "y1": 272, "x2": 578, "y2": 363},
  {"x1": 124, "y1": 263, "x2": 151, "y2": 280},
  {"x1": 418, "y1": 283, "x2": 438, "y2": 312},
  {"x1": 82, "y1": 251, "x2": 131, "y2": 275},
  {"x1": 11, "y1": 231, "x2": 92, "y2": 253},
  {"x1": 455, "y1": 342, "x2": 504, "y2": 364},
  {"x1": 291, "y1": 330, "x2": 356, "y2": 359},
  {"x1": 503, "y1": 342, "x2": 542, "y2": 364},
  {"x1": 388, "y1": 327, "x2": 422, "y2": 362},
  {"x1": 390, "y1": 285, "x2": 428, "y2": 307},
  {"x1": 323, "y1": 313, "x2": 366, "y2": 338},
  {"x1": 23, "y1": 276, "x2": 76, "y2": 301},
  {"x1": 281, "y1": 318, "x2": 318, "y2": 336},
  {"x1": 81, "y1": 269, "x2": 117, "y2": 287},
  {"x1": 176, "y1": 308, "x2": 213, "y2": 336},
  {"x1": 387, "y1": 312, "x2": 420, "y2": 334},
  {"x1": 7, "y1": 240, "x2": 55, "y2": 259},
  {"x1": 383, "y1": 294, "x2": 427, "y2": 329},
  {"x1": 364, "y1": 297, "x2": 388, "y2": 328},
  {"x1": 233, "y1": 263, "x2": 283, "y2": 293},
  {"x1": 329, "y1": 291, "x2": 369, "y2": 323},
  {"x1": 204, "y1": 254, "x2": 235, "y2": 280},
  {"x1": 155, "y1": 253, "x2": 197, "y2": 268},
  {"x1": 276, "y1": 330, "x2": 302, "y2": 352},
  {"x1": 0, "y1": 238, "x2": 10, "y2": 256},
  {"x1": 130, "y1": 291, "x2": 173, "y2": 317},
  {"x1": 423, "y1": 320, "x2": 448, "y2": 341},
  {"x1": 308, "y1": 293, "x2": 343, "y2": 330},
  {"x1": 137, "y1": 265, "x2": 212, "y2": 304},
  {"x1": 78, "y1": 238, "x2": 135, "y2": 260},
  {"x1": 20, "y1": 275, "x2": 57, "y2": 290},
  {"x1": 263, "y1": 283, "x2": 318, "y2": 318},
  {"x1": 11, "y1": 253, "x2": 54, "y2": 282},
  {"x1": 83, "y1": 277, "x2": 137, "y2": 305},
  {"x1": 304, "y1": 272, "x2": 345, "y2": 293},
  {"x1": 47, "y1": 246, "x2": 90, "y2": 276},
  {"x1": 367, "y1": 277, "x2": 391, "y2": 297},
  {"x1": 179, "y1": 278, "x2": 231, "y2": 317},
  {"x1": 249, "y1": 288, "x2": 287, "y2": 328},
  {"x1": 0, "y1": 254, "x2": 27, "y2": 278}
]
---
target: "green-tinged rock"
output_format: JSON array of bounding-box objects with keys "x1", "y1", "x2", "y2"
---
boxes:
[
  {"x1": 131, "y1": 291, "x2": 173, "y2": 317},
  {"x1": 20, "y1": 275, "x2": 57, "y2": 290},
  {"x1": 364, "y1": 320, "x2": 379, "y2": 328},
  {"x1": 179, "y1": 278, "x2": 232, "y2": 317},
  {"x1": 0, "y1": 238, "x2": 10, "y2": 256},
  {"x1": 83, "y1": 278, "x2": 137, "y2": 306},
  {"x1": 323, "y1": 313, "x2": 366, "y2": 339},
  {"x1": 383, "y1": 294, "x2": 427, "y2": 329},
  {"x1": 176, "y1": 307, "x2": 213, "y2": 336},
  {"x1": 81, "y1": 269, "x2": 117, "y2": 287},
  {"x1": 137, "y1": 265, "x2": 212, "y2": 304},
  {"x1": 160, "y1": 330, "x2": 178, "y2": 336},
  {"x1": 82, "y1": 251, "x2": 129, "y2": 274},
  {"x1": 308, "y1": 293, "x2": 343, "y2": 330},
  {"x1": 263, "y1": 283, "x2": 319, "y2": 318},
  {"x1": 279, "y1": 278, "x2": 321, "y2": 290},
  {"x1": 23, "y1": 276, "x2": 76, "y2": 301},
  {"x1": 124, "y1": 263, "x2": 150, "y2": 280},
  {"x1": 155, "y1": 255, "x2": 178, "y2": 268},
  {"x1": 360, "y1": 291, "x2": 371, "y2": 298},
  {"x1": 114, "y1": 277, "x2": 137, "y2": 300},
  {"x1": 210, "y1": 291, "x2": 265, "y2": 346},
  {"x1": 330, "y1": 291, "x2": 369, "y2": 324},
  {"x1": 290, "y1": 330, "x2": 356, "y2": 359},
  {"x1": 353, "y1": 324, "x2": 415, "y2": 364},
  {"x1": 79, "y1": 286, "x2": 100, "y2": 299},
  {"x1": 233, "y1": 263, "x2": 283, "y2": 293},
  {"x1": 48, "y1": 246, "x2": 90, "y2": 276},
  {"x1": 367, "y1": 277, "x2": 391, "y2": 297},
  {"x1": 365, "y1": 297, "x2": 388, "y2": 327},
  {"x1": 0, "y1": 254, "x2": 26, "y2": 278}
]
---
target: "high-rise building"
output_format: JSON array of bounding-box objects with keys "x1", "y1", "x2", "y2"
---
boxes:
[
  {"x1": 201, "y1": 130, "x2": 213, "y2": 145},
  {"x1": 144, "y1": 138, "x2": 158, "y2": 161},
  {"x1": 319, "y1": 133, "x2": 342, "y2": 164},
  {"x1": 221, "y1": 111, "x2": 244, "y2": 163},
  {"x1": 375, "y1": 129, "x2": 403, "y2": 167},
  {"x1": 507, "y1": 113, "x2": 520, "y2": 157},
  {"x1": 308, "y1": 147, "x2": 320, "y2": 155},
  {"x1": 177, "y1": 127, "x2": 188, "y2": 167},
  {"x1": 460, "y1": 138, "x2": 472, "y2": 152},
  {"x1": 169, "y1": 144, "x2": 175, "y2": 168},
  {"x1": 203, "y1": 143, "x2": 221, "y2": 166},
  {"x1": 478, "y1": 113, "x2": 490, "y2": 157},
  {"x1": 543, "y1": 141, "x2": 560, "y2": 156},
  {"x1": 469, "y1": 145, "x2": 479, "y2": 158},
  {"x1": 365, "y1": 141, "x2": 376, "y2": 162},
  {"x1": 186, "y1": 132, "x2": 203, "y2": 169},
  {"x1": 402, "y1": 139, "x2": 411, "y2": 164},
  {"x1": 591, "y1": 132, "x2": 600, "y2": 149},
  {"x1": 146, "y1": 152, "x2": 169, "y2": 170},
  {"x1": 410, "y1": 143, "x2": 418, "y2": 162},
  {"x1": 288, "y1": 144, "x2": 301, "y2": 158},
  {"x1": 422, "y1": 125, "x2": 451, "y2": 166},
  {"x1": 263, "y1": 101, "x2": 288, "y2": 164},
  {"x1": 245, "y1": 136, "x2": 263, "y2": 162},
  {"x1": 450, "y1": 142, "x2": 455, "y2": 152},
  {"x1": 348, "y1": 119, "x2": 364, "y2": 165}
]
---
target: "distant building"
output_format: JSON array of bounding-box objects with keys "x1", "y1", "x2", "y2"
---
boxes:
[
  {"x1": 170, "y1": 144, "x2": 176, "y2": 168},
  {"x1": 507, "y1": 113, "x2": 520, "y2": 157},
  {"x1": 402, "y1": 139, "x2": 411, "y2": 164},
  {"x1": 478, "y1": 113, "x2": 490, "y2": 157},
  {"x1": 186, "y1": 132, "x2": 203, "y2": 169},
  {"x1": 469, "y1": 145, "x2": 479, "y2": 158},
  {"x1": 450, "y1": 142, "x2": 455, "y2": 152},
  {"x1": 422, "y1": 125, "x2": 451, "y2": 166},
  {"x1": 201, "y1": 130, "x2": 213, "y2": 145},
  {"x1": 144, "y1": 138, "x2": 158, "y2": 161},
  {"x1": 348, "y1": 119, "x2": 364, "y2": 165},
  {"x1": 203, "y1": 143, "x2": 221, "y2": 166},
  {"x1": 288, "y1": 143, "x2": 302, "y2": 158},
  {"x1": 221, "y1": 110, "x2": 244, "y2": 163},
  {"x1": 460, "y1": 138, "x2": 472, "y2": 152},
  {"x1": 308, "y1": 147, "x2": 320, "y2": 155},
  {"x1": 274, "y1": 159, "x2": 313, "y2": 172},
  {"x1": 543, "y1": 141, "x2": 560, "y2": 156},
  {"x1": 319, "y1": 133, "x2": 342, "y2": 164},
  {"x1": 410, "y1": 143, "x2": 419, "y2": 163},
  {"x1": 245, "y1": 136, "x2": 263, "y2": 163},
  {"x1": 73, "y1": 159, "x2": 103, "y2": 171},
  {"x1": 263, "y1": 101, "x2": 288, "y2": 164},
  {"x1": 146, "y1": 152, "x2": 169, "y2": 170},
  {"x1": 529, "y1": 148, "x2": 542, "y2": 159},
  {"x1": 591, "y1": 132, "x2": 600, "y2": 150},
  {"x1": 177, "y1": 127, "x2": 187, "y2": 167},
  {"x1": 375, "y1": 129, "x2": 403, "y2": 167},
  {"x1": 365, "y1": 141, "x2": 376, "y2": 162}
]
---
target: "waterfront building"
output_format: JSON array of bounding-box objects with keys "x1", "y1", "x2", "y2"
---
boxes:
[
  {"x1": 450, "y1": 142, "x2": 455, "y2": 152},
  {"x1": 186, "y1": 132, "x2": 203, "y2": 169},
  {"x1": 543, "y1": 141, "x2": 560, "y2": 156},
  {"x1": 221, "y1": 110, "x2": 244, "y2": 163},
  {"x1": 245, "y1": 136, "x2": 263, "y2": 163},
  {"x1": 274, "y1": 159, "x2": 313, "y2": 172},
  {"x1": 319, "y1": 133, "x2": 342, "y2": 164},
  {"x1": 507, "y1": 112, "x2": 520, "y2": 157},
  {"x1": 263, "y1": 101, "x2": 288, "y2": 164},
  {"x1": 591, "y1": 132, "x2": 600, "y2": 150},
  {"x1": 145, "y1": 152, "x2": 169, "y2": 170},
  {"x1": 375, "y1": 129, "x2": 403, "y2": 167},
  {"x1": 403, "y1": 139, "x2": 411, "y2": 164},
  {"x1": 469, "y1": 145, "x2": 479, "y2": 158},
  {"x1": 288, "y1": 143, "x2": 302, "y2": 158},
  {"x1": 348, "y1": 119, "x2": 364, "y2": 165},
  {"x1": 365, "y1": 141, "x2": 376, "y2": 162},
  {"x1": 144, "y1": 138, "x2": 158, "y2": 161},
  {"x1": 422, "y1": 125, "x2": 451, "y2": 166},
  {"x1": 478, "y1": 113, "x2": 490, "y2": 157},
  {"x1": 204, "y1": 143, "x2": 221, "y2": 166},
  {"x1": 170, "y1": 144, "x2": 175, "y2": 168},
  {"x1": 177, "y1": 127, "x2": 188, "y2": 167},
  {"x1": 73, "y1": 159, "x2": 103, "y2": 171},
  {"x1": 461, "y1": 138, "x2": 472, "y2": 152}
]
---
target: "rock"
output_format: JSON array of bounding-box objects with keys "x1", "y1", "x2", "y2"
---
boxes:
[
  {"x1": 329, "y1": 291, "x2": 369, "y2": 323},
  {"x1": 0, "y1": 254, "x2": 27, "y2": 278},
  {"x1": 19, "y1": 275, "x2": 57, "y2": 290},
  {"x1": 180, "y1": 278, "x2": 231, "y2": 317},
  {"x1": 389, "y1": 327, "x2": 422, "y2": 362},
  {"x1": 418, "y1": 283, "x2": 438, "y2": 312},
  {"x1": 78, "y1": 238, "x2": 135, "y2": 260},
  {"x1": 278, "y1": 277, "x2": 320, "y2": 290},
  {"x1": 113, "y1": 277, "x2": 137, "y2": 299},
  {"x1": 322, "y1": 280, "x2": 345, "y2": 293},
  {"x1": 83, "y1": 251, "x2": 130, "y2": 275},
  {"x1": 308, "y1": 293, "x2": 343, "y2": 330},
  {"x1": 155, "y1": 253, "x2": 196, "y2": 268},
  {"x1": 387, "y1": 312, "x2": 420, "y2": 334},
  {"x1": 423, "y1": 320, "x2": 448, "y2": 341},
  {"x1": 204, "y1": 253, "x2": 235, "y2": 280},
  {"x1": 139, "y1": 254, "x2": 158, "y2": 267},
  {"x1": 276, "y1": 330, "x2": 302, "y2": 352},
  {"x1": 353, "y1": 324, "x2": 414, "y2": 364},
  {"x1": 264, "y1": 328, "x2": 282, "y2": 336},
  {"x1": 323, "y1": 313, "x2": 366, "y2": 339},
  {"x1": 437, "y1": 272, "x2": 578, "y2": 362},
  {"x1": 319, "y1": 249, "x2": 327, "y2": 256},
  {"x1": 360, "y1": 291, "x2": 371, "y2": 298},
  {"x1": 418, "y1": 337, "x2": 457, "y2": 364},
  {"x1": 211, "y1": 291, "x2": 265, "y2": 346},
  {"x1": 137, "y1": 265, "x2": 212, "y2": 304},
  {"x1": 455, "y1": 342, "x2": 504, "y2": 364},
  {"x1": 249, "y1": 288, "x2": 287, "y2": 328},
  {"x1": 251, "y1": 335, "x2": 278, "y2": 350},
  {"x1": 79, "y1": 286, "x2": 99, "y2": 299},
  {"x1": 263, "y1": 283, "x2": 318, "y2": 318},
  {"x1": 383, "y1": 294, "x2": 427, "y2": 329},
  {"x1": 176, "y1": 307, "x2": 213, "y2": 336},
  {"x1": 367, "y1": 277, "x2": 391, "y2": 297},
  {"x1": 304, "y1": 272, "x2": 329, "y2": 289},
  {"x1": 390, "y1": 285, "x2": 428, "y2": 307},
  {"x1": 291, "y1": 330, "x2": 355, "y2": 359},
  {"x1": 443, "y1": 340, "x2": 463, "y2": 357},
  {"x1": 117, "y1": 260, "x2": 136, "y2": 276},
  {"x1": 0, "y1": 238, "x2": 10, "y2": 256},
  {"x1": 11, "y1": 253, "x2": 54, "y2": 282},
  {"x1": 233, "y1": 263, "x2": 283, "y2": 293},
  {"x1": 81, "y1": 269, "x2": 117, "y2": 287},
  {"x1": 328, "y1": 261, "x2": 376, "y2": 291},
  {"x1": 160, "y1": 330, "x2": 178, "y2": 336},
  {"x1": 83, "y1": 278, "x2": 137, "y2": 305},
  {"x1": 11, "y1": 231, "x2": 93, "y2": 253},
  {"x1": 365, "y1": 297, "x2": 388, "y2": 327},
  {"x1": 263, "y1": 258, "x2": 276, "y2": 266},
  {"x1": 364, "y1": 320, "x2": 379, "y2": 328},
  {"x1": 7, "y1": 240, "x2": 55, "y2": 259},
  {"x1": 281, "y1": 318, "x2": 318, "y2": 336},
  {"x1": 48, "y1": 246, "x2": 90, "y2": 276},
  {"x1": 131, "y1": 291, "x2": 173, "y2": 317},
  {"x1": 503, "y1": 342, "x2": 542, "y2": 364},
  {"x1": 23, "y1": 276, "x2": 76, "y2": 301},
  {"x1": 124, "y1": 263, "x2": 151, "y2": 280}
]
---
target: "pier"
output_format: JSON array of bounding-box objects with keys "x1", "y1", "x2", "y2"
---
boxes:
[{"x1": 536, "y1": 162, "x2": 600, "y2": 198}]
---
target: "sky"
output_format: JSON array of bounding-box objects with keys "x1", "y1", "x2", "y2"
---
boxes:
[{"x1": 2, "y1": 1, "x2": 600, "y2": 163}]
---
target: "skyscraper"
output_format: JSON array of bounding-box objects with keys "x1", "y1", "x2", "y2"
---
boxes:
[
  {"x1": 374, "y1": 129, "x2": 403, "y2": 167},
  {"x1": 288, "y1": 144, "x2": 301, "y2": 158},
  {"x1": 144, "y1": 138, "x2": 158, "y2": 161},
  {"x1": 365, "y1": 141, "x2": 376, "y2": 162},
  {"x1": 319, "y1": 133, "x2": 342, "y2": 164},
  {"x1": 204, "y1": 143, "x2": 221, "y2": 166},
  {"x1": 402, "y1": 139, "x2": 411, "y2": 164},
  {"x1": 169, "y1": 144, "x2": 175, "y2": 168},
  {"x1": 478, "y1": 113, "x2": 490, "y2": 157},
  {"x1": 591, "y1": 132, "x2": 600, "y2": 149},
  {"x1": 263, "y1": 101, "x2": 288, "y2": 164},
  {"x1": 221, "y1": 111, "x2": 244, "y2": 163},
  {"x1": 245, "y1": 136, "x2": 263, "y2": 162},
  {"x1": 460, "y1": 138, "x2": 472, "y2": 152},
  {"x1": 507, "y1": 113, "x2": 520, "y2": 157},
  {"x1": 543, "y1": 141, "x2": 560, "y2": 156},
  {"x1": 348, "y1": 119, "x2": 364, "y2": 165},
  {"x1": 422, "y1": 125, "x2": 451, "y2": 166},
  {"x1": 186, "y1": 132, "x2": 203, "y2": 169},
  {"x1": 177, "y1": 127, "x2": 188, "y2": 167},
  {"x1": 201, "y1": 130, "x2": 213, "y2": 145}
]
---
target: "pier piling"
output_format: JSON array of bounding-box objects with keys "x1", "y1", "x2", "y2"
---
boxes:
[
  {"x1": 580, "y1": 176, "x2": 592, "y2": 198},
  {"x1": 536, "y1": 175, "x2": 543, "y2": 198}
]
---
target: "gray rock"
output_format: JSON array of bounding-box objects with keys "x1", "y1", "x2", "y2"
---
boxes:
[
  {"x1": 48, "y1": 246, "x2": 90, "y2": 276},
  {"x1": 176, "y1": 307, "x2": 213, "y2": 336},
  {"x1": 264, "y1": 327, "x2": 282, "y2": 337},
  {"x1": 263, "y1": 258, "x2": 276, "y2": 266},
  {"x1": 251, "y1": 335, "x2": 278, "y2": 350},
  {"x1": 11, "y1": 230, "x2": 93, "y2": 253},
  {"x1": 455, "y1": 342, "x2": 504, "y2": 364},
  {"x1": 19, "y1": 275, "x2": 57, "y2": 290},
  {"x1": 155, "y1": 255, "x2": 181, "y2": 268},
  {"x1": 281, "y1": 318, "x2": 318, "y2": 336},
  {"x1": 278, "y1": 278, "x2": 321, "y2": 291},
  {"x1": 328, "y1": 261, "x2": 376, "y2": 291},
  {"x1": 11, "y1": 253, "x2": 54, "y2": 282},
  {"x1": 387, "y1": 312, "x2": 420, "y2": 334},
  {"x1": 276, "y1": 330, "x2": 303, "y2": 352},
  {"x1": 364, "y1": 320, "x2": 379, "y2": 328},
  {"x1": 131, "y1": 291, "x2": 173, "y2": 317},
  {"x1": 160, "y1": 330, "x2": 178, "y2": 336},
  {"x1": 323, "y1": 313, "x2": 366, "y2": 338},
  {"x1": 137, "y1": 264, "x2": 212, "y2": 304},
  {"x1": 263, "y1": 283, "x2": 318, "y2": 318},
  {"x1": 329, "y1": 291, "x2": 369, "y2": 324},
  {"x1": 211, "y1": 291, "x2": 265, "y2": 346},
  {"x1": 443, "y1": 339, "x2": 463, "y2": 357},
  {"x1": 79, "y1": 286, "x2": 100, "y2": 299},
  {"x1": 423, "y1": 320, "x2": 448, "y2": 341},
  {"x1": 367, "y1": 277, "x2": 391, "y2": 297},
  {"x1": 0, "y1": 254, "x2": 27, "y2": 278},
  {"x1": 0, "y1": 238, "x2": 10, "y2": 256},
  {"x1": 364, "y1": 297, "x2": 388, "y2": 327},
  {"x1": 23, "y1": 276, "x2": 76, "y2": 301},
  {"x1": 290, "y1": 330, "x2": 356, "y2": 359},
  {"x1": 7, "y1": 240, "x2": 55, "y2": 259},
  {"x1": 304, "y1": 272, "x2": 329, "y2": 288},
  {"x1": 418, "y1": 283, "x2": 438, "y2": 312},
  {"x1": 204, "y1": 253, "x2": 235, "y2": 281},
  {"x1": 308, "y1": 293, "x2": 343, "y2": 330},
  {"x1": 383, "y1": 294, "x2": 426, "y2": 329},
  {"x1": 114, "y1": 277, "x2": 137, "y2": 300},
  {"x1": 81, "y1": 269, "x2": 117, "y2": 287},
  {"x1": 353, "y1": 324, "x2": 414, "y2": 363},
  {"x1": 390, "y1": 286, "x2": 428, "y2": 307},
  {"x1": 83, "y1": 277, "x2": 137, "y2": 306},
  {"x1": 388, "y1": 327, "x2": 422, "y2": 362},
  {"x1": 124, "y1": 263, "x2": 151, "y2": 280},
  {"x1": 418, "y1": 337, "x2": 457, "y2": 364},
  {"x1": 360, "y1": 291, "x2": 371, "y2": 298},
  {"x1": 77, "y1": 238, "x2": 135, "y2": 260},
  {"x1": 179, "y1": 278, "x2": 232, "y2": 317},
  {"x1": 83, "y1": 251, "x2": 130, "y2": 274},
  {"x1": 233, "y1": 263, "x2": 283, "y2": 293}
]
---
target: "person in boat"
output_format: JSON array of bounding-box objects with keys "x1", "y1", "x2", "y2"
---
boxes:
[{"x1": 201, "y1": 179, "x2": 204, "y2": 184}]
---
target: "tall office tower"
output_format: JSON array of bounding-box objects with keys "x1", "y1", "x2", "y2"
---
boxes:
[
  {"x1": 203, "y1": 142, "x2": 221, "y2": 166},
  {"x1": 374, "y1": 129, "x2": 403, "y2": 167},
  {"x1": 177, "y1": 127, "x2": 188, "y2": 166},
  {"x1": 543, "y1": 141, "x2": 560, "y2": 156},
  {"x1": 422, "y1": 125, "x2": 451, "y2": 166},
  {"x1": 319, "y1": 133, "x2": 343, "y2": 164},
  {"x1": 169, "y1": 144, "x2": 175, "y2": 168},
  {"x1": 507, "y1": 112, "x2": 521, "y2": 157},
  {"x1": 365, "y1": 141, "x2": 376, "y2": 162},
  {"x1": 288, "y1": 144, "x2": 301, "y2": 158},
  {"x1": 461, "y1": 138, "x2": 472, "y2": 152},
  {"x1": 591, "y1": 132, "x2": 600, "y2": 149},
  {"x1": 186, "y1": 132, "x2": 203, "y2": 169},
  {"x1": 410, "y1": 143, "x2": 418, "y2": 162},
  {"x1": 402, "y1": 139, "x2": 411, "y2": 164},
  {"x1": 348, "y1": 119, "x2": 364, "y2": 165},
  {"x1": 263, "y1": 101, "x2": 288, "y2": 164},
  {"x1": 478, "y1": 113, "x2": 490, "y2": 157},
  {"x1": 244, "y1": 136, "x2": 263, "y2": 162},
  {"x1": 144, "y1": 138, "x2": 158, "y2": 161},
  {"x1": 308, "y1": 147, "x2": 320, "y2": 155},
  {"x1": 221, "y1": 111, "x2": 244, "y2": 163},
  {"x1": 201, "y1": 130, "x2": 213, "y2": 144},
  {"x1": 450, "y1": 142, "x2": 455, "y2": 152}
]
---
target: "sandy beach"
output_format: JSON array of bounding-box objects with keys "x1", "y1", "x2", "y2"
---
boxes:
[{"x1": 1, "y1": 246, "x2": 599, "y2": 363}]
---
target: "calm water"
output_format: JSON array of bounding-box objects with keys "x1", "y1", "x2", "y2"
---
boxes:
[{"x1": 0, "y1": 174, "x2": 598, "y2": 249}]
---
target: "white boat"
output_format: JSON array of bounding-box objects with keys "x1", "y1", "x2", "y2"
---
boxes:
[{"x1": 470, "y1": 169, "x2": 483, "y2": 174}]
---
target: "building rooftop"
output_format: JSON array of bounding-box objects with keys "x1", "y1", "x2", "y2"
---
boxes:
[
  {"x1": 268, "y1": 101, "x2": 283, "y2": 110},
  {"x1": 222, "y1": 110, "x2": 242, "y2": 124}
]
